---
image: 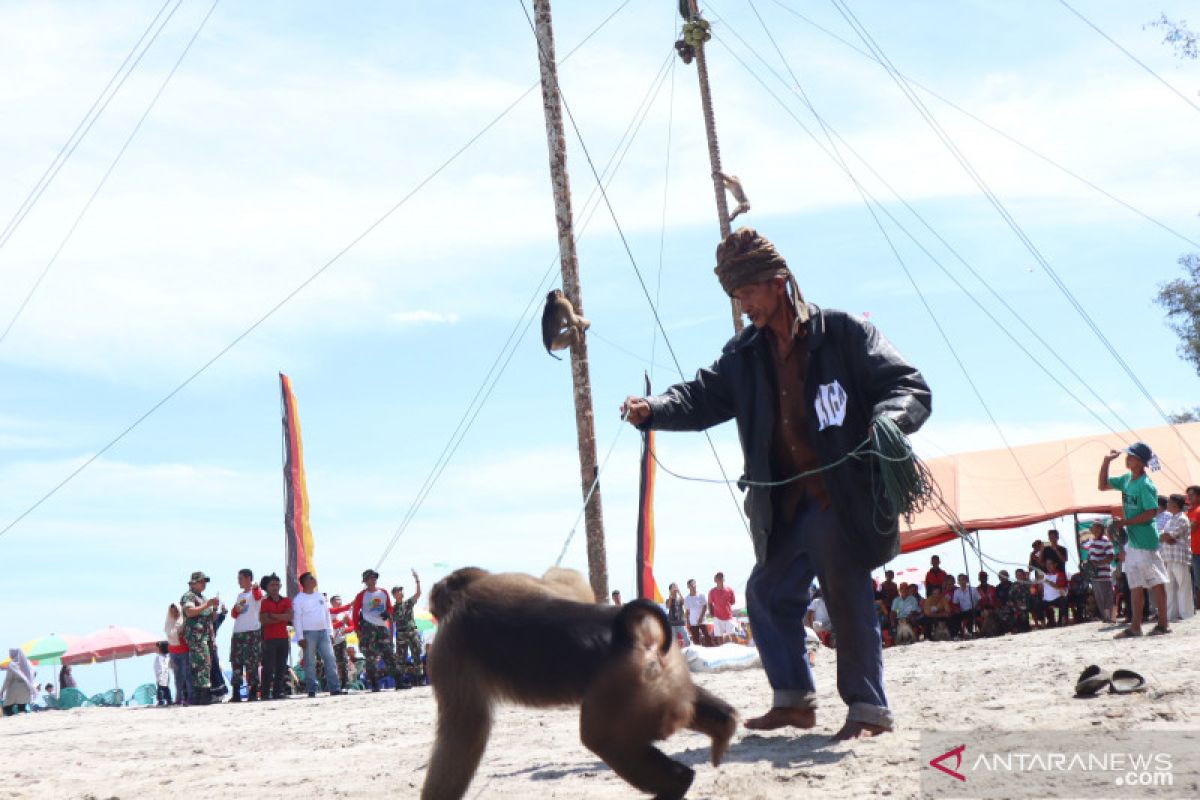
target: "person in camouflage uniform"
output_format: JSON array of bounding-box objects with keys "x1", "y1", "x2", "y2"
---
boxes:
[
  {"x1": 329, "y1": 595, "x2": 352, "y2": 688},
  {"x1": 391, "y1": 570, "x2": 423, "y2": 685},
  {"x1": 353, "y1": 569, "x2": 403, "y2": 691},
  {"x1": 1004, "y1": 568, "x2": 1033, "y2": 633},
  {"x1": 180, "y1": 570, "x2": 219, "y2": 705},
  {"x1": 228, "y1": 568, "x2": 263, "y2": 702}
]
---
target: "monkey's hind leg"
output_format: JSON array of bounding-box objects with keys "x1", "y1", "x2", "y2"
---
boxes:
[
  {"x1": 689, "y1": 685, "x2": 739, "y2": 766},
  {"x1": 421, "y1": 684, "x2": 494, "y2": 800}
]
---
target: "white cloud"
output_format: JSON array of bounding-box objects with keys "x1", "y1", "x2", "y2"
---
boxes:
[{"x1": 390, "y1": 310, "x2": 461, "y2": 326}]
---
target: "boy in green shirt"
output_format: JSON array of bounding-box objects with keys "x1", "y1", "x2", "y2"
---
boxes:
[{"x1": 1100, "y1": 442, "x2": 1171, "y2": 638}]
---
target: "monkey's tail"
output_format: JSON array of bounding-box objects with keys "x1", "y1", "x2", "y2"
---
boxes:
[
  {"x1": 545, "y1": 348, "x2": 563, "y2": 361},
  {"x1": 612, "y1": 599, "x2": 673, "y2": 657}
]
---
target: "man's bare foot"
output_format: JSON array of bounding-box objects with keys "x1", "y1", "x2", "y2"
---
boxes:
[
  {"x1": 744, "y1": 707, "x2": 816, "y2": 730},
  {"x1": 832, "y1": 720, "x2": 889, "y2": 741}
]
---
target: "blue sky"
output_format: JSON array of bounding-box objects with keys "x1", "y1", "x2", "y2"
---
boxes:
[{"x1": 1, "y1": 0, "x2": 1198, "y2": 694}]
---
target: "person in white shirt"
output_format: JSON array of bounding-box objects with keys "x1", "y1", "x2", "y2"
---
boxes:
[
  {"x1": 1161, "y1": 494, "x2": 1195, "y2": 622},
  {"x1": 683, "y1": 579, "x2": 709, "y2": 646},
  {"x1": 952, "y1": 574, "x2": 981, "y2": 636},
  {"x1": 890, "y1": 584, "x2": 920, "y2": 628},
  {"x1": 805, "y1": 589, "x2": 832, "y2": 635},
  {"x1": 229, "y1": 568, "x2": 265, "y2": 702},
  {"x1": 153, "y1": 642, "x2": 173, "y2": 706},
  {"x1": 352, "y1": 569, "x2": 404, "y2": 691},
  {"x1": 292, "y1": 572, "x2": 344, "y2": 698},
  {"x1": 1155, "y1": 496, "x2": 1171, "y2": 534}
]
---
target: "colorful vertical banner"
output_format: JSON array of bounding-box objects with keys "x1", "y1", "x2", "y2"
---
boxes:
[
  {"x1": 280, "y1": 373, "x2": 316, "y2": 598},
  {"x1": 636, "y1": 373, "x2": 663, "y2": 603}
]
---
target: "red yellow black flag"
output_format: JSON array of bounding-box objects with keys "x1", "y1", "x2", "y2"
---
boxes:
[
  {"x1": 636, "y1": 373, "x2": 663, "y2": 603},
  {"x1": 280, "y1": 373, "x2": 316, "y2": 598}
]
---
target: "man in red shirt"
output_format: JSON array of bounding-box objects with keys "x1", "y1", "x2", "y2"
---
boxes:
[
  {"x1": 329, "y1": 595, "x2": 354, "y2": 689},
  {"x1": 924, "y1": 555, "x2": 946, "y2": 596},
  {"x1": 1187, "y1": 485, "x2": 1200, "y2": 608},
  {"x1": 257, "y1": 574, "x2": 293, "y2": 700},
  {"x1": 975, "y1": 571, "x2": 997, "y2": 610},
  {"x1": 708, "y1": 572, "x2": 737, "y2": 645}
]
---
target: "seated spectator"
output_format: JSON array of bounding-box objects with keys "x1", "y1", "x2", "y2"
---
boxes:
[
  {"x1": 874, "y1": 595, "x2": 892, "y2": 645},
  {"x1": 976, "y1": 572, "x2": 997, "y2": 610},
  {"x1": 994, "y1": 570, "x2": 1012, "y2": 608},
  {"x1": 1067, "y1": 571, "x2": 1091, "y2": 623},
  {"x1": 952, "y1": 573, "x2": 981, "y2": 636},
  {"x1": 890, "y1": 583, "x2": 921, "y2": 632},
  {"x1": 805, "y1": 588, "x2": 833, "y2": 646},
  {"x1": 919, "y1": 585, "x2": 953, "y2": 640},
  {"x1": 1005, "y1": 569, "x2": 1033, "y2": 633},
  {"x1": 1025, "y1": 565, "x2": 1046, "y2": 627},
  {"x1": 1041, "y1": 554, "x2": 1069, "y2": 627},
  {"x1": 879, "y1": 570, "x2": 900, "y2": 608}
]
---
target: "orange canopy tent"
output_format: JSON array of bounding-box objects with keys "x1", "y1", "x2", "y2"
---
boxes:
[{"x1": 900, "y1": 422, "x2": 1200, "y2": 553}]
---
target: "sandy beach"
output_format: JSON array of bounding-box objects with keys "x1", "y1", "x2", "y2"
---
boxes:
[{"x1": 6, "y1": 618, "x2": 1198, "y2": 799}]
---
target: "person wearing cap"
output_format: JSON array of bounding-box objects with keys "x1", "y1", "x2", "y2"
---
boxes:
[
  {"x1": 352, "y1": 569, "x2": 403, "y2": 691},
  {"x1": 621, "y1": 227, "x2": 931, "y2": 740},
  {"x1": 180, "y1": 570, "x2": 220, "y2": 705},
  {"x1": 391, "y1": 571, "x2": 423, "y2": 687},
  {"x1": 1100, "y1": 443, "x2": 1171, "y2": 638}
]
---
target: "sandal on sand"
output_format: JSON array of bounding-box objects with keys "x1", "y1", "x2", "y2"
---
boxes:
[
  {"x1": 1113, "y1": 628, "x2": 1142, "y2": 640},
  {"x1": 1110, "y1": 669, "x2": 1146, "y2": 694},
  {"x1": 1148, "y1": 625, "x2": 1172, "y2": 636},
  {"x1": 1074, "y1": 665, "x2": 1111, "y2": 697}
]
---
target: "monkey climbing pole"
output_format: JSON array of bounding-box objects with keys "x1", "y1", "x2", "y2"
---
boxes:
[
  {"x1": 678, "y1": 0, "x2": 743, "y2": 334},
  {"x1": 531, "y1": 0, "x2": 609, "y2": 601}
]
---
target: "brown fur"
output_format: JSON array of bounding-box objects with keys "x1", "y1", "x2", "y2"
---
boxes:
[
  {"x1": 540, "y1": 289, "x2": 590, "y2": 359},
  {"x1": 422, "y1": 567, "x2": 738, "y2": 800}
]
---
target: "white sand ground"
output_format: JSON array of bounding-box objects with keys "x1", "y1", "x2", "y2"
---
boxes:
[{"x1": 5, "y1": 618, "x2": 1198, "y2": 799}]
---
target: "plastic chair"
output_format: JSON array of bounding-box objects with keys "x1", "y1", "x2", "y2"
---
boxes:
[
  {"x1": 90, "y1": 689, "x2": 125, "y2": 707},
  {"x1": 58, "y1": 687, "x2": 88, "y2": 709},
  {"x1": 126, "y1": 684, "x2": 157, "y2": 707}
]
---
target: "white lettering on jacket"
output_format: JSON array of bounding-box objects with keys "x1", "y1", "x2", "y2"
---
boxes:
[{"x1": 814, "y1": 380, "x2": 848, "y2": 431}]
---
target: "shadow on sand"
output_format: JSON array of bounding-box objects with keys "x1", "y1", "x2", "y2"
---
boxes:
[{"x1": 487, "y1": 732, "x2": 848, "y2": 781}]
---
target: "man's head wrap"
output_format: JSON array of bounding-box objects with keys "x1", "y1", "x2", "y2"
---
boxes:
[{"x1": 713, "y1": 227, "x2": 809, "y2": 325}]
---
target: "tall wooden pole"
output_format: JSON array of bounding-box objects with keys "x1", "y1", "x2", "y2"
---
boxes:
[
  {"x1": 532, "y1": 0, "x2": 608, "y2": 601},
  {"x1": 684, "y1": 0, "x2": 743, "y2": 334}
]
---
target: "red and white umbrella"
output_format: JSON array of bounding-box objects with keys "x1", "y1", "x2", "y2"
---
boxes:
[
  {"x1": 62, "y1": 625, "x2": 161, "y2": 665},
  {"x1": 62, "y1": 625, "x2": 162, "y2": 691}
]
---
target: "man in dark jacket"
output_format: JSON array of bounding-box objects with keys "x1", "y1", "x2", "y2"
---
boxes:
[{"x1": 622, "y1": 228, "x2": 930, "y2": 739}]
